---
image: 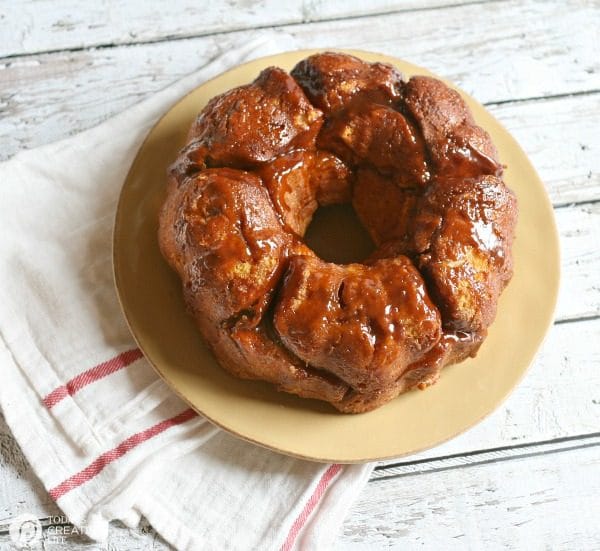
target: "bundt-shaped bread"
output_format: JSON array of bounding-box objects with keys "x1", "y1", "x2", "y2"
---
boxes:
[{"x1": 158, "y1": 52, "x2": 517, "y2": 413}]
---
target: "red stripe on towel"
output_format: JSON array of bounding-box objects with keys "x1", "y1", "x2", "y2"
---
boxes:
[
  {"x1": 280, "y1": 463, "x2": 343, "y2": 551},
  {"x1": 49, "y1": 408, "x2": 197, "y2": 500},
  {"x1": 42, "y1": 348, "x2": 143, "y2": 408}
]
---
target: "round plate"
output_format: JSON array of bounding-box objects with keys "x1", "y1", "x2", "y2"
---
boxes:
[{"x1": 113, "y1": 49, "x2": 560, "y2": 463}]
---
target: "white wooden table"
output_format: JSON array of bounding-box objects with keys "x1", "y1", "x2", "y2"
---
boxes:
[{"x1": 1, "y1": 1, "x2": 599, "y2": 549}]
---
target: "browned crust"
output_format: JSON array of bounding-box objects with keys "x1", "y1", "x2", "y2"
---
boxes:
[{"x1": 158, "y1": 53, "x2": 518, "y2": 413}]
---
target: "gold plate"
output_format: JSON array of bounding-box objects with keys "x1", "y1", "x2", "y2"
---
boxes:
[{"x1": 113, "y1": 50, "x2": 560, "y2": 463}]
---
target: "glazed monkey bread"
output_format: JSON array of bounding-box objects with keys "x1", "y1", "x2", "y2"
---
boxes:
[{"x1": 158, "y1": 52, "x2": 517, "y2": 413}]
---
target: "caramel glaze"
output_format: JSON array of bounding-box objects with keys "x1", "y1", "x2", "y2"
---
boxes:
[
  {"x1": 256, "y1": 149, "x2": 353, "y2": 236},
  {"x1": 411, "y1": 175, "x2": 517, "y2": 334},
  {"x1": 159, "y1": 167, "x2": 350, "y2": 402},
  {"x1": 403, "y1": 76, "x2": 503, "y2": 178},
  {"x1": 170, "y1": 66, "x2": 323, "y2": 179},
  {"x1": 353, "y1": 167, "x2": 420, "y2": 248},
  {"x1": 291, "y1": 51, "x2": 403, "y2": 114},
  {"x1": 158, "y1": 52, "x2": 518, "y2": 413},
  {"x1": 318, "y1": 99, "x2": 430, "y2": 187},
  {"x1": 274, "y1": 256, "x2": 441, "y2": 392}
]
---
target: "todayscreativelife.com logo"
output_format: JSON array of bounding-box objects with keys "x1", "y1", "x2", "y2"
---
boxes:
[
  {"x1": 8, "y1": 513, "x2": 42, "y2": 548},
  {"x1": 7, "y1": 513, "x2": 89, "y2": 548}
]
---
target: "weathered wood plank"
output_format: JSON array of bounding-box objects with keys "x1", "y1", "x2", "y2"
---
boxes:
[
  {"x1": 1, "y1": 0, "x2": 598, "y2": 161},
  {"x1": 340, "y1": 443, "x2": 600, "y2": 549},
  {"x1": 554, "y1": 202, "x2": 600, "y2": 322},
  {"x1": 3, "y1": 432, "x2": 599, "y2": 549},
  {"x1": 0, "y1": 0, "x2": 486, "y2": 59},
  {"x1": 0, "y1": 414, "x2": 60, "y2": 523},
  {"x1": 490, "y1": 93, "x2": 600, "y2": 206}
]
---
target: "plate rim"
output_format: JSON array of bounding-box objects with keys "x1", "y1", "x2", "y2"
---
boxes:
[{"x1": 113, "y1": 48, "x2": 561, "y2": 463}]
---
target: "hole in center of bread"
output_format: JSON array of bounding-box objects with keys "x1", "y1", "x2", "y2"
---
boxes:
[{"x1": 304, "y1": 204, "x2": 374, "y2": 264}]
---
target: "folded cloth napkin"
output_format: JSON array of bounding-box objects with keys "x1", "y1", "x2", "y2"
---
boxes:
[{"x1": 0, "y1": 33, "x2": 373, "y2": 550}]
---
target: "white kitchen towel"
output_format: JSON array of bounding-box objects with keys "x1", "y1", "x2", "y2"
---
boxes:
[{"x1": 0, "y1": 33, "x2": 373, "y2": 551}]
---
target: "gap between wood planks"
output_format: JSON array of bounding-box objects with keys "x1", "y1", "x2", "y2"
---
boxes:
[
  {"x1": 553, "y1": 198, "x2": 600, "y2": 211},
  {"x1": 373, "y1": 431, "x2": 600, "y2": 480},
  {"x1": 554, "y1": 314, "x2": 600, "y2": 325},
  {"x1": 0, "y1": 0, "x2": 503, "y2": 62},
  {"x1": 484, "y1": 88, "x2": 600, "y2": 108}
]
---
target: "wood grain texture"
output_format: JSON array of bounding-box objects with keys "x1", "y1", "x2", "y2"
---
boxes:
[
  {"x1": 0, "y1": 0, "x2": 473, "y2": 58},
  {"x1": 554, "y1": 202, "x2": 600, "y2": 322},
  {"x1": 0, "y1": 414, "x2": 60, "y2": 523},
  {"x1": 3, "y1": 412, "x2": 600, "y2": 549},
  {"x1": 340, "y1": 443, "x2": 600, "y2": 549},
  {"x1": 1, "y1": 0, "x2": 599, "y2": 160},
  {"x1": 491, "y1": 93, "x2": 600, "y2": 207}
]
